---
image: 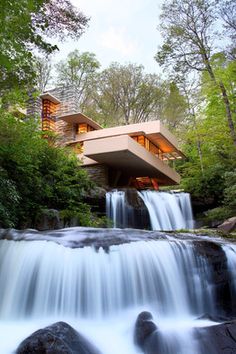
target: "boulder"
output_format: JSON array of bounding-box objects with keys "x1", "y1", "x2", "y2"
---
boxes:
[
  {"x1": 195, "y1": 320, "x2": 236, "y2": 354},
  {"x1": 134, "y1": 311, "x2": 157, "y2": 348},
  {"x1": 218, "y1": 216, "x2": 236, "y2": 233},
  {"x1": 134, "y1": 311, "x2": 163, "y2": 354},
  {"x1": 16, "y1": 321, "x2": 102, "y2": 354}
]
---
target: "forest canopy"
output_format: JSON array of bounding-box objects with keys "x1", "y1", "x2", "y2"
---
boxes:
[{"x1": 0, "y1": 0, "x2": 235, "y2": 227}]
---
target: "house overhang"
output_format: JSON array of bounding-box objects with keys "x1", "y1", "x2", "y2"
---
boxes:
[
  {"x1": 83, "y1": 135, "x2": 181, "y2": 185},
  {"x1": 40, "y1": 93, "x2": 61, "y2": 104},
  {"x1": 72, "y1": 120, "x2": 185, "y2": 159},
  {"x1": 58, "y1": 112, "x2": 102, "y2": 130}
]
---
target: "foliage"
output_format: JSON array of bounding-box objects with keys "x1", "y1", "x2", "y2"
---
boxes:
[
  {"x1": 224, "y1": 170, "x2": 236, "y2": 211},
  {"x1": 219, "y1": 0, "x2": 236, "y2": 57},
  {"x1": 0, "y1": 111, "x2": 96, "y2": 228},
  {"x1": 156, "y1": 0, "x2": 216, "y2": 73},
  {"x1": 0, "y1": 0, "x2": 88, "y2": 99},
  {"x1": 35, "y1": 56, "x2": 53, "y2": 92},
  {"x1": 59, "y1": 208, "x2": 111, "y2": 228},
  {"x1": 154, "y1": 0, "x2": 236, "y2": 220},
  {"x1": 56, "y1": 50, "x2": 100, "y2": 107},
  {"x1": 0, "y1": 168, "x2": 20, "y2": 228},
  {"x1": 161, "y1": 82, "x2": 187, "y2": 131},
  {"x1": 202, "y1": 169, "x2": 236, "y2": 226},
  {"x1": 156, "y1": 0, "x2": 236, "y2": 146},
  {"x1": 93, "y1": 63, "x2": 163, "y2": 126},
  {"x1": 80, "y1": 61, "x2": 187, "y2": 128}
]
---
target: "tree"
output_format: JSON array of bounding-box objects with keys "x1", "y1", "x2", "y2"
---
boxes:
[
  {"x1": 0, "y1": 0, "x2": 89, "y2": 99},
  {"x1": 156, "y1": 0, "x2": 236, "y2": 146},
  {"x1": 0, "y1": 110, "x2": 95, "y2": 228},
  {"x1": 220, "y1": 0, "x2": 236, "y2": 49},
  {"x1": 161, "y1": 82, "x2": 187, "y2": 131},
  {"x1": 35, "y1": 56, "x2": 53, "y2": 92},
  {"x1": 56, "y1": 50, "x2": 100, "y2": 107},
  {"x1": 175, "y1": 61, "x2": 236, "y2": 209},
  {"x1": 90, "y1": 63, "x2": 164, "y2": 126}
]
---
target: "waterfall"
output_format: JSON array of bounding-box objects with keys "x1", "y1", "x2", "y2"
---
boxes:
[
  {"x1": 106, "y1": 190, "x2": 194, "y2": 230},
  {"x1": 0, "y1": 229, "x2": 235, "y2": 354},
  {"x1": 222, "y1": 244, "x2": 236, "y2": 301},
  {"x1": 106, "y1": 190, "x2": 126, "y2": 228},
  {"x1": 0, "y1": 239, "x2": 213, "y2": 319},
  {"x1": 139, "y1": 191, "x2": 194, "y2": 230}
]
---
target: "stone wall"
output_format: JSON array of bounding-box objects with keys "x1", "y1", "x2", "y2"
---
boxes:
[
  {"x1": 49, "y1": 86, "x2": 81, "y2": 117},
  {"x1": 27, "y1": 89, "x2": 41, "y2": 118},
  {"x1": 26, "y1": 86, "x2": 81, "y2": 140},
  {"x1": 85, "y1": 164, "x2": 109, "y2": 188}
]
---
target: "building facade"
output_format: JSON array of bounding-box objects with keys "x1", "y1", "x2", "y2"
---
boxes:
[{"x1": 35, "y1": 87, "x2": 184, "y2": 189}]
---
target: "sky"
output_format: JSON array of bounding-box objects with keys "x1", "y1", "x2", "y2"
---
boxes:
[{"x1": 53, "y1": 0, "x2": 164, "y2": 74}]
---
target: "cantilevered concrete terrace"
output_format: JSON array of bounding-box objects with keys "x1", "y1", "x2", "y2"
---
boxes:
[
  {"x1": 39, "y1": 90, "x2": 184, "y2": 187},
  {"x1": 83, "y1": 134, "x2": 181, "y2": 185},
  {"x1": 62, "y1": 119, "x2": 184, "y2": 186}
]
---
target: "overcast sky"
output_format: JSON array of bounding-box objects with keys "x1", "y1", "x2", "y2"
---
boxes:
[{"x1": 53, "y1": 0, "x2": 163, "y2": 74}]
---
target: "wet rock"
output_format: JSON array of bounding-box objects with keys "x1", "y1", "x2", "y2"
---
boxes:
[
  {"x1": 134, "y1": 311, "x2": 157, "y2": 348},
  {"x1": 16, "y1": 321, "x2": 102, "y2": 354},
  {"x1": 134, "y1": 311, "x2": 163, "y2": 354},
  {"x1": 218, "y1": 216, "x2": 236, "y2": 233},
  {"x1": 35, "y1": 209, "x2": 62, "y2": 231},
  {"x1": 0, "y1": 227, "x2": 167, "y2": 250},
  {"x1": 193, "y1": 241, "x2": 236, "y2": 318},
  {"x1": 195, "y1": 320, "x2": 236, "y2": 354},
  {"x1": 125, "y1": 189, "x2": 151, "y2": 230},
  {"x1": 197, "y1": 313, "x2": 230, "y2": 322}
]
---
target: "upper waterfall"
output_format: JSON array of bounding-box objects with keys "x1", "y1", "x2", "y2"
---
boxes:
[
  {"x1": 0, "y1": 228, "x2": 236, "y2": 354},
  {"x1": 0, "y1": 238, "x2": 212, "y2": 320},
  {"x1": 106, "y1": 190, "x2": 194, "y2": 230}
]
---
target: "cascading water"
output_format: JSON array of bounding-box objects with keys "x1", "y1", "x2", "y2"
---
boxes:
[
  {"x1": 0, "y1": 228, "x2": 236, "y2": 354},
  {"x1": 222, "y1": 243, "x2": 236, "y2": 299},
  {"x1": 106, "y1": 190, "x2": 194, "y2": 230},
  {"x1": 0, "y1": 239, "x2": 213, "y2": 319},
  {"x1": 139, "y1": 191, "x2": 194, "y2": 230},
  {"x1": 106, "y1": 190, "x2": 126, "y2": 228}
]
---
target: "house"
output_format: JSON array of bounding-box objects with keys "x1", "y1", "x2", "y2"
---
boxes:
[{"x1": 35, "y1": 87, "x2": 184, "y2": 189}]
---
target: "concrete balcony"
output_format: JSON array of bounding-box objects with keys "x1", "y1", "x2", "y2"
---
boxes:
[{"x1": 83, "y1": 135, "x2": 181, "y2": 185}]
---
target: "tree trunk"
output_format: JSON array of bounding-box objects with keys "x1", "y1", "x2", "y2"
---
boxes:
[
  {"x1": 218, "y1": 80, "x2": 236, "y2": 146},
  {"x1": 192, "y1": 109, "x2": 204, "y2": 174},
  {"x1": 203, "y1": 54, "x2": 236, "y2": 146}
]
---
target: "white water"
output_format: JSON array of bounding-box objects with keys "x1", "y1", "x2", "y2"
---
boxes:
[
  {"x1": 106, "y1": 190, "x2": 194, "y2": 230},
  {"x1": 222, "y1": 243, "x2": 236, "y2": 294},
  {"x1": 139, "y1": 191, "x2": 194, "y2": 230},
  {"x1": 106, "y1": 190, "x2": 126, "y2": 228},
  {"x1": 0, "y1": 236, "x2": 226, "y2": 354}
]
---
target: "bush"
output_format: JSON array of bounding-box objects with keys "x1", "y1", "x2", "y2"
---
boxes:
[
  {"x1": 224, "y1": 170, "x2": 236, "y2": 212},
  {"x1": 0, "y1": 111, "x2": 96, "y2": 228},
  {"x1": 204, "y1": 206, "x2": 234, "y2": 226}
]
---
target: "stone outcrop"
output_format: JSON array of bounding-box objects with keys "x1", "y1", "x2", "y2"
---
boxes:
[
  {"x1": 134, "y1": 311, "x2": 157, "y2": 350},
  {"x1": 85, "y1": 165, "x2": 109, "y2": 188},
  {"x1": 218, "y1": 216, "x2": 236, "y2": 233},
  {"x1": 193, "y1": 241, "x2": 236, "y2": 319},
  {"x1": 16, "y1": 321, "x2": 102, "y2": 354},
  {"x1": 0, "y1": 227, "x2": 167, "y2": 251},
  {"x1": 134, "y1": 311, "x2": 162, "y2": 354},
  {"x1": 119, "y1": 189, "x2": 151, "y2": 229},
  {"x1": 35, "y1": 209, "x2": 62, "y2": 231},
  {"x1": 195, "y1": 320, "x2": 236, "y2": 354}
]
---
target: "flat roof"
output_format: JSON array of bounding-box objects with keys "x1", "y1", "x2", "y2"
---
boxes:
[
  {"x1": 58, "y1": 112, "x2": 102, "y2": 131},
  {"x1": 83, "y1": 135, "x2": 181, "y2": 185},
  {"x1": 70, "y1": 120, "x2": 184, "y2": 158},
  {"x1": 40, "y1": 93, "x2": 61, "y2": 104}
]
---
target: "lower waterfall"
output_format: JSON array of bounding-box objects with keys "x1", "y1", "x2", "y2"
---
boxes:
[
  {"x1": 0, "y1": 228, "x2": 235, "y2": 354},
  {"x1": 106, "y1": 190, "x2": 194, "y2": 230}
]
